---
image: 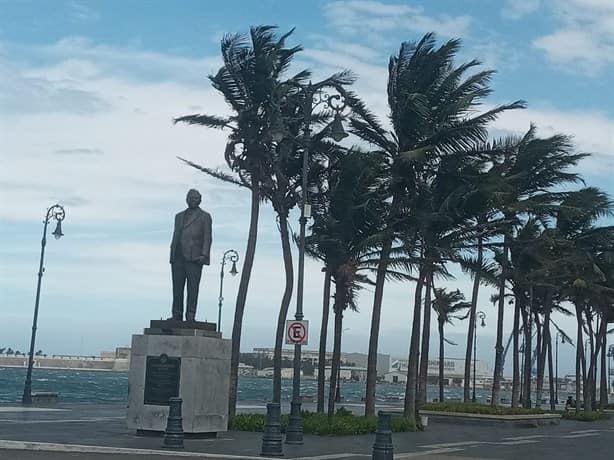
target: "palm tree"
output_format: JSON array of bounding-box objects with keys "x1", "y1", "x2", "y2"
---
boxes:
[
  {"x1": 316, "y1": 269, "x2": 332, "y2": 412},
  {"x1": 552, "y1": 188, "x2": 614, "y2": 413},
  {"x1": 349, "y1": 32, "x2": 524, "y2": 417},
  {"x1": 432, "y1": 288, "x2": 470, "y2": 403},
  {"x1": 174, "y1": 25, "x2": 306, "y2": 416},
  {"x1": 306, "y1": 150, "x2": 387, "y2": 415},
  {"x1": 486, "y1": 126, "x2": 587, "y2": 406}
]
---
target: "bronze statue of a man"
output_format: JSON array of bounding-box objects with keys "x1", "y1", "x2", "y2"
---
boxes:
[{"x1": 170, "y1": 189, "x2": 212, "y2": 321}]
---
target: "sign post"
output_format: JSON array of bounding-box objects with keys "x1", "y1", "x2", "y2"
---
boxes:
[{"x1": 285, "y1": 320, "x2": 309, "y2": 346}]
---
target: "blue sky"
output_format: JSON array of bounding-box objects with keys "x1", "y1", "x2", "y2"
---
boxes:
[{"x1": 1, "y1": 0, "x2": 613, "y2": 376}]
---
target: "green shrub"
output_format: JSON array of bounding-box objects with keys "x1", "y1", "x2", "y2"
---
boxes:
[
  {"x1": 229, "y1": 410, "x2": 418, "y2": 436},
  {"x1": 422, "y1": 402, "x2": 546, "y2": 416},
  {"x1": 228, "y1": 413, "x2": 266, "y2": 432},
  {"x1": 561, "y1": 411, "x2": 609, "y2": 422}
]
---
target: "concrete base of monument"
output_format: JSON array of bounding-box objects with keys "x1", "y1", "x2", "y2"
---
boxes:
[{"x1": 126, "y1": 320, "x2": 231, "y2": 435}]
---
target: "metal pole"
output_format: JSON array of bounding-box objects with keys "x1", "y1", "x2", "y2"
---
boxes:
[
  {"x1": 286, "y1": 85, "x2": 312, "y2": 445},
  {"x1": 555, "y1": 334, "x2": 559, "y2": 404},
  {"x1": 473, "y1": 320, "x2": 477, "y2": 403},
  {"x1": 22, "y1": 214, "x2": 50, "y2": 404},
  {"x1": 218, "y1": 257, "x2": 225, "y2": 332},
  {"x1": 608, "y1": 351, "x2": 611, "y2": 395}
]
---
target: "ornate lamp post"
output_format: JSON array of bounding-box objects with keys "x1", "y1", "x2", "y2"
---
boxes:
[
  {"x1": 607, "y1": 345, "x2": 614, "y2": 396},
  {"x1": 555, "y1": 332, "x2": 567, "y2": 404},
  {"x1": 472, "y1": 311, "x2": 486, "y2": 403},
  {"x1": 282, "y1": 83, "x2": 349, "y2": 445},
  {"x1": 217, "y1": 249, "x2": 239, "y2": 333},
  {"x1": 22, "y1": 204, "x2": 65, "y2": 404}
]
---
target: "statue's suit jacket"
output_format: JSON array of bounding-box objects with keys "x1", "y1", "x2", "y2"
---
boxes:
[{"x1": 170, "y1": 207, "x2": 212, "y2": 264}]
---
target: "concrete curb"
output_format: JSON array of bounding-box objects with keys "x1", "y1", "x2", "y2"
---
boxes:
[
  {"x1": 0, "y1": 439, "x2": 367, "y2": 460},
  {"x1": 418, "y1": 411, "x2": 561, "y2": 427}
]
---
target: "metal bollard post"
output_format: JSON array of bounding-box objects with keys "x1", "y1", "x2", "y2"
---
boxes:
[
  {"x1": 372, "y1": 411, "x2": 393, "y2": 460},
  {"x1": 163, "y1": 397, "x2": 184, "y2": 449},
  {"x1": 260, "y1": 402, "x2": 284, "y2": 457}
]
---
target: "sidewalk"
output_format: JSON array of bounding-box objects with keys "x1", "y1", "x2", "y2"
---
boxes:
[{"x1": 1, "y1": 402, "x2": 613, "y2": 459}]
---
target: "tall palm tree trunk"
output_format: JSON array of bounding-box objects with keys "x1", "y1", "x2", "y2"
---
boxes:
[
  {"x1": 492, "y1": 233, "x2": 510, "y2": 406},
  {"x1": 535, "y1": 312, "x2": 543, "y2": 408},
  {"x1": 317, "y1": 270, "x2": 332, "y2": 413},
  {"x1": 438, "y1": 318, "x2": 445, "y2": 403},
  {"x1": 273, "y1": 213, "x2": 294, "y2": 404},
  {"x1": 585, "y1": 313, "x2": 595, "y2": 414},
  {"x1": 575, "y1": 303, "x2": 584, "y2": 414},
  {"x1": 328, "y1": 302, "x2": 343, "y2": 416},
  {"x1": 464, "y1": 237, "x2": 483, "y2": 403},
  {"x1": 228, "y1": 187, "x2": 260, "y2": 418},
  {"x1": 365, "y1": 237, "x2": 394, "y2": 416},
  {"x1": 600, "y1": 322, "x2": 608, "y2": 409},
  {"x1": 512, "y1": 298, "x2": 521, "y2": 408},
  {"x1": 403, "y1": 270, "x2": 424, "y2": 422},
  {"x1": 522, "y1": 307, "x2": 533, "y2": 408},
  {"x1": 418, "y1": 270, "x2": 433, "y2": 405}
]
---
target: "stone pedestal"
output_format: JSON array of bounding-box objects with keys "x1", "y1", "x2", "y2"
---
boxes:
[{"x1": 126, "y1": 320, "x2": 231, "y2": 435}]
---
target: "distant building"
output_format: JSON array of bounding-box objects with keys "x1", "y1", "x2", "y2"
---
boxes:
[
  {"x1": 238, "y1": 363, "x2": 256, "y2": 376},
  {"x1": 316, "y1": 366, "x2": 368, "y2": 382},
  {"x1": 252, "y1": 347, "x2": 391, "y2": 378},
  {"x1": 256, "y1": 367, "x2": 301, "y2": 379},
  {"x1": 384, "y1": 357, "x2": 490, "y2": 387}
]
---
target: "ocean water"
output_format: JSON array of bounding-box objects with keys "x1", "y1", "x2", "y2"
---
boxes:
[{"x1": 0, "y1": 366, "x2": 496, "y2": 403}]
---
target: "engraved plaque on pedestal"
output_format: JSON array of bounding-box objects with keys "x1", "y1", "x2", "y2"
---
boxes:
[{"x1": 143, "y1": 353, "x2": 181, "y2": 405}]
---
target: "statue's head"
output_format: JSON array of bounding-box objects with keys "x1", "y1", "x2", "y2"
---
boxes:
[{"x1": 186, "y1": 189, "x2": 202, "y2": 209}]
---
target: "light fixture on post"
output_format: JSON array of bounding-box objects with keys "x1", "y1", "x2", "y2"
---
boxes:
[
  {"x1": 217, "y1": 249, "x2": 240, "y2": 333},
  {"x1": 22, "y1": 204, "x2": 66, "y2": 404},
  {"x1": 284, "y1": 83, "x2": 349, "y2": 446},
  {"x1": 472, "y1": 311, "x2": 486, "y2": 403}
]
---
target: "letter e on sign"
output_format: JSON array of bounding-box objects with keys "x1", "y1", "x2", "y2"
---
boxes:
[{"x1": 285, "y1": 320, "x2": 308, "y2": 345}]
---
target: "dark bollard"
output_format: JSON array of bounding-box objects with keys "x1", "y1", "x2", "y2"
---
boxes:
[
  {"x1": 261, "y1": 402, "x2": 283, "y2": 457},
  {"x1": 163, "y1": 397, "x2": 184, "y2": 449},
  {"x1": 372, "y1": 411, "x2": 393, "y2": 460},
  {"x1": 285, "y1": 400, "x2": 303, "y2": 444}
]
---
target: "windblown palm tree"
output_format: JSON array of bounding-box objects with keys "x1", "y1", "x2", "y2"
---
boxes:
[
  {"x1": 306, "y1": 150, "x2": 387, "y2": 415},
  {"x1": 175, "y1": 25, "x2": 307, "y2": 416},
  {"x1": 349, "y1": 32, "x2": 524, "y2": 417},
  {"x1": 485, "y1": 126, "x2": 587, "y2": 406},
  {"x1": 432, "y1": 288, "x2": 470, "y2": 403},
  {"x1": 352, "y1": 34, "x2": 524, "y2": 417}
]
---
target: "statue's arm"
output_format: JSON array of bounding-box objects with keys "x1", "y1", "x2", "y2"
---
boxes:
[{"x1": 202, "y1": 213, "x2": 212, "y2": 265}]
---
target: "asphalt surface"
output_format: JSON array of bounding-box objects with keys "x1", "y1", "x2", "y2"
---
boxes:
[{"x1": 0, "y1": 402, "x2": 613, "y2": 459}]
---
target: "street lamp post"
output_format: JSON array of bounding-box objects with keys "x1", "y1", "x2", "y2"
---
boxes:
[
  {"x1": 472, "y1": 311, "x2": 486, "y2": 403},
  {"x1": 22, "y1": 204, "x2": 65, "y2": 404},
  {"x1": 217, "y1": 249, "x2": 239, "y2": 333},
  {"x1": 284, "y1": 84, "x2": 348, "y2": 445},
  {"x1": 555, "y1": 332, "x2": 566, "y2": 404},
  {"x1": 607, "y1": 345, "x2": 614, "y2": 396}
]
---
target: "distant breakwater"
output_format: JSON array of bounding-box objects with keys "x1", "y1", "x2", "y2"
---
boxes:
[{"x1": 0, "y1": 354, "x2": 129, "y2": 372}]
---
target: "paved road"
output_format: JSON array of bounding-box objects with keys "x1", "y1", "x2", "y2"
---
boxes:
[{"x1": 1, "y1": 403, "x2": 613, "y2": 459}]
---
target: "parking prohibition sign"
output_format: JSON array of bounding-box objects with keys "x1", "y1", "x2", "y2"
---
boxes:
[{"x1": 285, "y1": 320, "x2": 308, "y2": 345}]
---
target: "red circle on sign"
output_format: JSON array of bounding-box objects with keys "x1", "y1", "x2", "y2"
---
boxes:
[{"x1": 287, "y1": 322, "x2": 306, "y2": 344}]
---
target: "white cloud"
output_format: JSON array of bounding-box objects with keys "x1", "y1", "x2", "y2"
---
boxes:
[
  {"x1": 533, "y1": 0, "x2": 614, "y2": 73},
  {"x1": 0, "y1": 28, "x2": 611, "y2": 366},
  {"x1": 501, "y1": 0, "x2": 541, "y2": 19},
  {"x1": 324, "y1": 1, "x2": 471, "y2": 39},
  {"x1": 491, "y1": 105, "x2": 614, "y2": 172},
  {"x1": 67, "y1": 1, "x2": 100, "y2": 23}
]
